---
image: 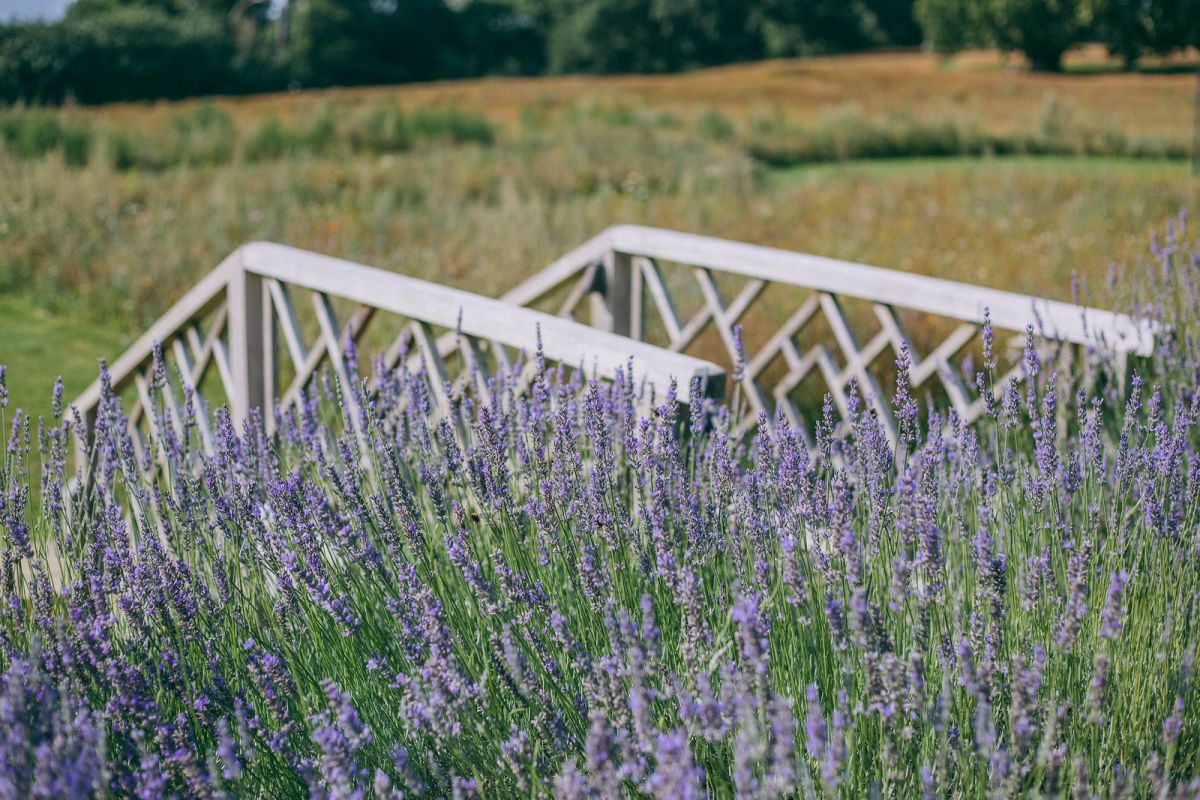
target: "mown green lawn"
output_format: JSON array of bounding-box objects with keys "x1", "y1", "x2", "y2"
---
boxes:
[
  {"x1": 0, "y1": 294, "x2": 126, "y2": 417},
  {"x1": 768, "y1": 154, "x2": 1194, "y2": 185}
]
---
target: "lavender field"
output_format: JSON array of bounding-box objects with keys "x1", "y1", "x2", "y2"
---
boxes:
[{"x1": 1, "y1": 216, "x2": 1199, "y2": 798}]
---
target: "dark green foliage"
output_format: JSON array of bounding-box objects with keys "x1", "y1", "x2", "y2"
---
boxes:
[
  {"x1": 2, "y1": 0, "x2": 1197, "y2": 104},
  {"x1": 445, "y1": 0, "x2": 545, "y2": 76},
  {"x1": 1092, "y1": 0, "x2": 1200, "y2": 65},
  {"x1": 0, "y1": 22, "x2": 79, "y2": 104},
  {"x1": 919, "y1": 0, "x2": 1200, "y2": 71},
  {"x1": 915, "y1": 0, "x2": 988, "y2": 54},
  {"x1": 0, "y1": 0, "x2": 928, "y2": 105},
  {"x1": 283, "y1": 0, "x2": 456, "y2": 87},
  {"x1": 62, "y1": 4, "x2": 235, "y2": 102}
]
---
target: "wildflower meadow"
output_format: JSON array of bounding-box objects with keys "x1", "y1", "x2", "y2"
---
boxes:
[{"x1": 1, "y1": 215, "x2": 1199, "y2": 798}]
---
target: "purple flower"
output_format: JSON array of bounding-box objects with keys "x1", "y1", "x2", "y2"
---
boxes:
[
  {"x1": 1099, "y1": 571, "x2": 1130, "y2": 640},
  {"x1": 645, "y1": 729, "x2": 704, "y2": 799}
]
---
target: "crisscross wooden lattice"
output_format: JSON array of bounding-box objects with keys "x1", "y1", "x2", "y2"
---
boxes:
[
  {"x1": 74, "y1": 226, "x2": 1155, "y2": 470},
  {"x1": 504, "y1": 225, "x2": 1157, "y2": 441},
  {"x1": 71, "y1": 242, "x2": 725, "y2": 469}
]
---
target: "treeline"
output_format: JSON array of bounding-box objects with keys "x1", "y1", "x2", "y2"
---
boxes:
[
  {"x1": 1, "y1": 0, "x2": 1198, "y2": 106},
  {"x1": 917, "y1": 0, "x2": 1200, "y2": 72},
  {"x1": 0, "y1": 0, "x2": 922, "y2": 104}
]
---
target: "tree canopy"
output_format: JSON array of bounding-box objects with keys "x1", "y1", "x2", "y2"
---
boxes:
[{"x1": 0, "y1": 0, "x2": 1196, "y2": 105}]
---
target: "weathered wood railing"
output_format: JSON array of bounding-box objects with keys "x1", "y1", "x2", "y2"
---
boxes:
[
  {"x1": 71, "y1": 242, "x2": 725, "y2": 459},
  {"x1": 503, "y1": 225, "x2": 1157, "y2": 439},
  {"x1": 73, "y1": 226, "x2": 1157, "y2": 462}
]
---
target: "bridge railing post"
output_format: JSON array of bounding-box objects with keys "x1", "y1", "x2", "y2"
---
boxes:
[
  {"x1": 227, "y1": 257, "x2": 268, "y2": 427},
  {"x1": 590, "y1": 249, "x2": 635, "y2": 336}
]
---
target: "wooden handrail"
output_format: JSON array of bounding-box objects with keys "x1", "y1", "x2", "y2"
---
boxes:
[
  {"x1": 70, "y1": 242, "x2": 726, "y2": 436},
  {"x1": 238, "y1": 242, "x2": 723, "y2": 404},
  {"x1": 500, "y1": 224, "x2": 1157, "y2": 439},
  {"x1": 508, "y1": 224, "x2": 1156, "y2": 356}
]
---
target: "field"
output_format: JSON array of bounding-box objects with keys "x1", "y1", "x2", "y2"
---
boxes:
[
  {"x1": 2, "y1": 224, "x2": 1199, "y2": 795},
  {"x1": 3, "y1": 48, "x2": 1200, "y2": 798},
  {"x1": 2, "y1": 49, "x2": 1198, "y2": 411}
]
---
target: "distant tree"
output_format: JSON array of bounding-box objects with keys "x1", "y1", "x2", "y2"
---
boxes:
[
  {"x1": 915, "y1": 0, "x2": 988, "y2": 54},
  {"x1": 0, "y1": 22, "x2": 79, "y2": 104},
  {"x1": 864, "y1": 0, "x2": 924, "y2": 45},
  {"x1": 448, "y1": 0, "x2": 544, "y2": 76},
  {"x1": 517, "y1": 0, "x2": 763, "y2": 74},
  {"x1": 989, "y1": 0, "x2": 1092, "y2": 71},
  {"x1": 917, "y1": 0, "x2": 1091, "y2": 71},
  {"x1": 1091, "y1": 0, "x2": 1200, "y2": 65},
  {"x1": 283, "y1": 0, "x2": 455, "y2": 87},
  {"x1": 63, "y1": 4, "x2": 234, "y2": 101},
  {"x1": 758, "y1": 0, "x2": 878, "y2": 56}
]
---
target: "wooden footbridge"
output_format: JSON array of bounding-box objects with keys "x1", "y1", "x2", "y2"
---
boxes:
[{"x1": 73, "y1": 226, "x2": 1156, "y2": 455}]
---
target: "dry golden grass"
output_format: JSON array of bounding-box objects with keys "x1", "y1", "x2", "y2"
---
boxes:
[{"x1": 81, "y1": 48, "x2": 1198, "y2": 144}]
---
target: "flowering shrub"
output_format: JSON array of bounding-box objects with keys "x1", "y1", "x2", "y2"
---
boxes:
[{"x1": 1, "y1": 217, "x2": 1199, "y2": 798}]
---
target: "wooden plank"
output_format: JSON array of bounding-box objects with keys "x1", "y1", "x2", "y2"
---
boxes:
[
  {"x1": 172, "y1": 338, "x2": 215, "y2": 455},
  {"x1": 133, "y1": 372, "x2": 171, "y2": 477},
  {"x1": 639, "y1": 257, "x2": 683, "y2": 342},
  {"x1": 262, "y1": 285, "x2": 277, "y2": 418},
  {"x1": 608, "y1": 225, "x2": 1156, "y2": 355},
  {"x1": 410, "y1": 320, "x2": 453, "y2": 417},
  {"x1": 71, "y1": 252, "x2": 239, "y2": 415},
  {"x1": 267, "y1": 279, "x2": 310, "y2": 368},
  {"x1": 556, "y1": 263, "x2": 597, "y2": 319},
  {"x1": 463, "y1": 334, "x2": 493, "y2": 398},
  {"x1": 182, "y1": 306, "x2": 227, "y2": 392},
  {"x1": 228, "y1": 265, "x2": 267, "y2": 425},
  {"x1": 630, "y1": 255, "x2": 645, "y2": 341},
  {"x1": 500, "y1": 232, "x2": 614, "y2": 307},
  {"x1": 281, "y1": 305, "x2": 375, "y2": 410},
  {"x1": 605, "y1": 250, "x2": 634, "y2": 338},
  {"x1": 241, "y1": 242, "x2": 723, "y2": 404},
  {"x1": 818, "y1": 293, "x2": 895, "y2": 442},
  {"x1": 311, "y1": 293, "x2": 364, "y2": 425}
]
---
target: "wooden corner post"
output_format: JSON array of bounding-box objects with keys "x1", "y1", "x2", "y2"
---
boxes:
[
  {"x1": 601, "y1": 249, "x2": 634, "y2": 337},
  {"x1": 227, "y1": 256, "x2": 268, "y2": 426}
]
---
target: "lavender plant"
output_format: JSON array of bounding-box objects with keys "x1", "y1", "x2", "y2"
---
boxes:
[{"x1": 1, "y1": 217, "x2": 1199, "y2": 798}]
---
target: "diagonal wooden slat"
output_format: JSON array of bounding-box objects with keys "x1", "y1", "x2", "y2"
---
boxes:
[
  {"x1": 558, "y1": 263, "x2": 598, "y2": 320},
  {"x1": 311, "y1": 292, "x2": 365, "y2": 425},
  {"x1": 282, "y1": 304, "x2": 375, "y2": 412},
  {"x1": 817, "y1": 293, "x2": 895, "y2": 442},
  {"x1": 267, "y1": 278, "x2": 310, "y2": 368},
  {"x1": 746, "y1": 295, "x2": 820, "y2": 381},
  {"x1": 172, "y1": 337, "x2": 215, "y2": 455},
  {"x1": 911, "y1": 323, "x2": 978, "y2": 386},
  {"x1": 409, "y1": 320, "x2": 454, "y2": 419},
  {"x1": 639, "y1": 257, "x2": 683, "y2": 342}
]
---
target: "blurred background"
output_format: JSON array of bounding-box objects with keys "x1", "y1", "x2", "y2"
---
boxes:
[{"x1": 0, "y1": 0, "x2": 1197, "y2": 413}]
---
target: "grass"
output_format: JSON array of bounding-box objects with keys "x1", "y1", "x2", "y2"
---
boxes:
[
  {"x1": 0, "y1": 49, "x2": 1197, "y2": 412},
  {"x1": 0, "y1": 294, "x2": 127, "y2": 416},
  {"x1": 770, "y1": 154, "x2": 1193, "y2": 182},
  {"x1": 2, "y1": 149, "x2": 1196, "y2": 412},
  {"x1": 1, "y1": 48, "x2": 1199, "y2": 797},
  {"x1": 53, "y1": 48, "x2": 1196, "y2": 143},
  {"x1": 0, "y1": 218, "x2": 1198, "y2": 794}
]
